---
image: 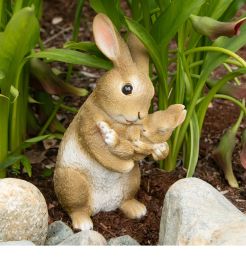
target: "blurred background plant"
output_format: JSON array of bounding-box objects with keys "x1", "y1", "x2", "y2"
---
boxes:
[
  {"x1": 1, "y1": 0, "x2": 246, "y2": 189},
  {"x1": 32, "y1": 0, "x2": 246, "y2": 188},
  {"x1": 0, "y1": 0, "x2": 87, "y2": 178}
]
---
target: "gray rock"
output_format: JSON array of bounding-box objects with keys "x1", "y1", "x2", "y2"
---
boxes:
[
  {"x1": 0, "y1": 240, "x2": 35, "y2": 246},
  {"x1": 159, "y1": 177, "x2": 246, "y2": 245},
  {"x1": 59, "y1": 230, "x2": 107, "y2": 245},
  {"x1": 45, "y1": 221, "x2": 73, "y2": 245},
  {"x1": 108, "y1": 235, "x2": 139, "y2": 246},
  {"x1": 0, "y1": 178, "x2": 48, "y2": 245}
]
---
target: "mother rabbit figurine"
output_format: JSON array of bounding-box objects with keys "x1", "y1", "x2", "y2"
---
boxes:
[{"x1": 54, "y1": 13, "x2": 160, "y2": 230}]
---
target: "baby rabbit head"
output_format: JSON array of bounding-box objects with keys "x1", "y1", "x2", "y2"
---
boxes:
[{"x1": 92, "y1": 13, "x2": 154, "y2": 125}]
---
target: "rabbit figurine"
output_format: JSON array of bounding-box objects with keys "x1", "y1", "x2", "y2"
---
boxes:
[
  {"x1": 54, "y1": 13, "x2": 156, "y2": 230},
  {"x1": 98, "y1": 104, "x2": 186, "y2": 162}
]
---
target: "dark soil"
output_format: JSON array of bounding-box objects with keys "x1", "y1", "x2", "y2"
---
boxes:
[{"x1": 14, "y1": 0, "x2": 246, "y2": 245}]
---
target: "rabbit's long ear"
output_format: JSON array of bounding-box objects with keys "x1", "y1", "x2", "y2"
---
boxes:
[
  {"x1": 93, "y1": 13, "x2": 133, "y2": 68},
  {"x1": 127, "y1": 33, "x2": 149, "y2": 75}
]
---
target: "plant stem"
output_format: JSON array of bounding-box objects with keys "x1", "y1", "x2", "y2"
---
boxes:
[
  {"x1": 185, "y1": 46, "x2": 246, "y2": 67},
  {"x1": 66, "y1": 0, "x2": 85, "y2": 82},
  {"x1": 215, "y1": 94, "x2": 246, "y2": 115}
]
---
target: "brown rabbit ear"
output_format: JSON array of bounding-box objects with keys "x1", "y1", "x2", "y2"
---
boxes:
[
  {"x1": 127, "y1": 33, "x2": 149, "y2": 75},
  {"x1": 93, "y1": 13, "x2": 133, "y2": 67}
]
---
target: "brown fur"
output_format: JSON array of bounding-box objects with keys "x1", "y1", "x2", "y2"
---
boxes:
[
  {"x1": 54, "y1": 14, "x2": 155, "y2": 230},
  {"x1": 98, "y1": 104, "x2": 187, "y2": 165}
]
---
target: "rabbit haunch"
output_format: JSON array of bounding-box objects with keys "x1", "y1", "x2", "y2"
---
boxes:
[{"x1": 54, "y1": 13, "x2": 154, "y2": 231}]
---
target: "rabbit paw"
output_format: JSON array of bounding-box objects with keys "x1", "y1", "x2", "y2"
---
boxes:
[
  {"x1": 120, "y1": 199, "x2": 147, "y2": 219},
  {"x1": 71, "y1": 212, "x2": 93, "y2": 231},
  {"x1": 152, "y1": 142, "x2": 169, "y2": 161},
  {"x1": 97, "y1": 121, "x2": 119, "y2": 147}
]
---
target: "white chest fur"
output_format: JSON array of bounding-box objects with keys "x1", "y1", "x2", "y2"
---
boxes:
[{"x1": 60, "y1": 137, "x2": 128, "y2": 214}]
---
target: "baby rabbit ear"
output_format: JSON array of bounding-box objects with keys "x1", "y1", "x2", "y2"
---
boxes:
[
  {"x1": 93, "y1": 13, "x2": 133, "y2": 67},
  {"x1": 127, "y1": 33, "x2": 149, "y2": 75},
  {"x1": 176, "y1": 109, "x2": 187, "y2": 126}
]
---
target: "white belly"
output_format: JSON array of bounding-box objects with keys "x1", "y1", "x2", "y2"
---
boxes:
[{"x1": 60, "y1": 137, "x2": 128, "y2": 214}]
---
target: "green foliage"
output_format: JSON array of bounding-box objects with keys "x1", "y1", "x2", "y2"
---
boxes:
[
  {"x1": 2, "y1": 0, "x2": 246, "y2": 183},
  {"x1": 0, "y1": 6, "x2": 40, "y2": 177},
  {"x1": 31, "y1": 0, "x2": 246, "y2": 181}
]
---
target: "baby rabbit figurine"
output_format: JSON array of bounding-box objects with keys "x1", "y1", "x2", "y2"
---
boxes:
[
  {"x1": 98, "y1": 104, "x2": 186, "y2": 162},
  {"x1": 54, "y1": 13, "x2": 158, "y2": 230}
]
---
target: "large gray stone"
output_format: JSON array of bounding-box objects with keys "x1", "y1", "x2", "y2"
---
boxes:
[
  {"x1": 159, "y1": 177, "x2": 246, "y2": 245},
  {"x1": 0, "y1": 178, "x2": 48, "y2": 245},
  {"x1": 45, "y1": 221, "x2": 73, "y2": 245},
  {"x1": 108, "y1": 235, "x2": 139, "y2": 246},
  {"x1": 59, "y1": 230, "x2": 107, "y2": 245},
  {"x1": 0, "y1": 240, "x2": 35, "y2": 246}
]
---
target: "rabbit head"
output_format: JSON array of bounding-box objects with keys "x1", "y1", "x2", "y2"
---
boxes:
[
  {"x1": 141, "y1": 104, "x2": 187, "y2": 143},
  {"x1": 92, "y1": 13, "x2": 154, "y2": 125}
]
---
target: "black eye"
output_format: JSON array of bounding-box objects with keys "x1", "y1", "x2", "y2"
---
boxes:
[{"x1": 122, "y1": 83, "x2": 133, "y2": 95}]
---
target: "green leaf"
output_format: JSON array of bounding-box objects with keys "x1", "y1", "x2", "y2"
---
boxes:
[
  {"x1": 72, "y1": 0, "x2": 85, "y2": 41},
  {"x1": 219, "y1": 0, "x2": 246, "y2": 21},
  {"x1": 20, "y1": 155, "x2": 32, "y2": 177},
  {"x1": 186, "y1": 112, "x2": 200, "y2": 177},
  {"x1": 1, "y1": 153, "x2": 32, "y2": 177},
  {"x1": 0, "y1": 70, "x2": 5, "y2": 79},
  {"x1": 203, "y1": 23, "x2": 246, "y2": 77},
  {"x1": 0, "y1": 7, "x2": 39, "y2": 96},
  {"x1": 24, "y1": 134, "x2": 51, "y2": 143},
  {"x1": 42, "y1": 167, "x2": 53, "y2": 178},
  {"x1": 151, "y1": 0, "x2": 206, "y2": 46},
  {"x1": 89, "y1": 0, "x2": 124, "y2": 30},
  {"x1": 64, "y1": 41, "x2": 102, "y2": 56},
  {"x1": 29, "y1": 49, "x2": 112, "y2": 70},
  {"x1": 9, "y1": 85, "x2": 19, "y2": 103},
  {"x1": 205, "y1": 0, "x2": 234, "y2": 20},
  {"x1": 0, "y1": 154, "x2": 24, "y2": 169},
  {"x1": 0, "y1": 94, "x2": 10, "y2": 177}
]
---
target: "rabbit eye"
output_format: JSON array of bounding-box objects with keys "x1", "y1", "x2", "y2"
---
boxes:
[{"x1": 122, "y1": 83, "x2": 133, "y2": 95}]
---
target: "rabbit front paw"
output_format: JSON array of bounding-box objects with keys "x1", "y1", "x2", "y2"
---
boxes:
[
  {"x1": 152, "y1": 142, "x2": 169, "y2": 161},
  {"x1": 97, "y1": 121, "x2": 119, "y2": 147}
]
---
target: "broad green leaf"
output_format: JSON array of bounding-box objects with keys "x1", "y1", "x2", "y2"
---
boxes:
[
  {"x1": 151, "y1": 0, "x2": 206, "y2": 46},
  {"x1": 89, "y1": 0, "x2": 124, "y2": 30},
  {"x1": 219, "y1": 0, "x2": 246, "y2": 21},
  {"x1": 64, "y1": 41, "x2": 102, "y2": 56},
  {"x1": 0, "y1": 0, "x2": 10, "y2": 30},
  {"x1": 205, "y1": 0, "x2": 234, "y2": 20},
  {"x1": 29, "y1": 49, "x2": 112, "y2": 70},
  {"x1": 0, "y1": 7, "x2": 39, "y2": 96},
  {"x1": 0, "y1": 70, "x2": 4, "y2": 79}
]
